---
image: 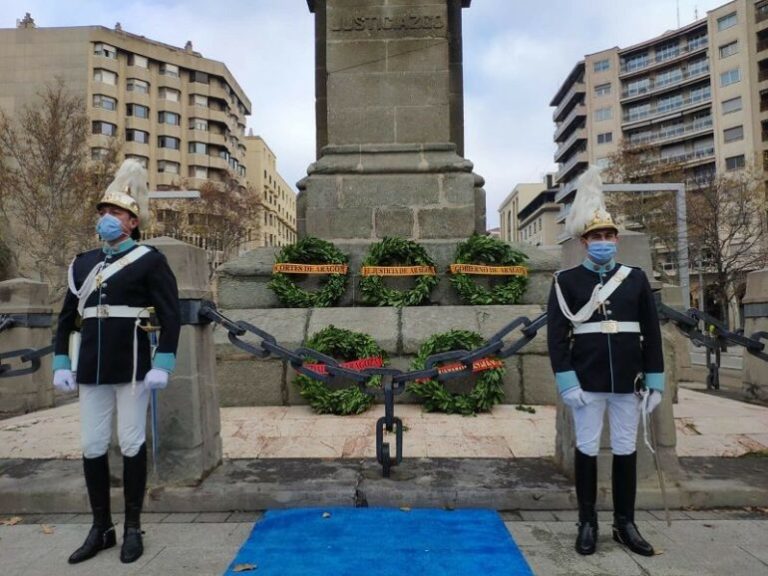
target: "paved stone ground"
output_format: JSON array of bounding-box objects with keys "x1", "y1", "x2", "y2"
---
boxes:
[
  {"x1": 2, "y1": 388, "x2": 767, "y2": 460},
  {"x1": 2, "y1": 509, "x2": 768, "y2": 575}
]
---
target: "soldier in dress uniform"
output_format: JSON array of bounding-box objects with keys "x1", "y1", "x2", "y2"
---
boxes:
[
  {"x1": 52, "y1": 159, "x2": 181, "y2": 564},
  {"x1": 546, "y1": 167, "x2": 664, "y2": 557}
]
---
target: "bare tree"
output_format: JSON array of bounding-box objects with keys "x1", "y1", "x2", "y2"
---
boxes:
[
  {"x1": 604, "y1": 139, "x2": 686, "y2": 282},
  {"x1": 149, "y1": 174, "x2": 262, "y2": 277},
  {"x1": 688, "y1": 169, "x2": 768, "y2": 326},
  {"x1": 0, "y1": 79, "x2": 119, "y2": 300}
]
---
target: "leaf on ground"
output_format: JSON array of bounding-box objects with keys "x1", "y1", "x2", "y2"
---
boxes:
[
  {"x1": 0, "y1": 517, "x2": 22, "y2": 526},
  {"x1": 232, "y1": 563, "x2": 258, "y2": 572},
  {"x1": 400, "y1": 507, "x2": 411, "y2": 512},
  {"x1": 322, "y1": 512, "x2": 331, "y2": 519},
  {"x1": 41, "y1": 524, "x2": 54, "y2": 534}
]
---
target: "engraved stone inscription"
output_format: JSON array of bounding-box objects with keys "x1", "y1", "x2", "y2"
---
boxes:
[{"x1": 330, "y1": 13, "x2": 445, "y2": 33}]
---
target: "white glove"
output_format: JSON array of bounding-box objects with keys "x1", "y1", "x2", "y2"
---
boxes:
[
  {"x1": 143, "y1": 368, "x2": 169, "y2": 390},
  {"x1": 53, "y1": 369, "x2": 76, "y2": 392},
  {"x1": 561, "y1": 386, "x2": 588, "y2": 409},
  {"x1": 646, "y1": 390, "x2": 662, "y2": 414}
]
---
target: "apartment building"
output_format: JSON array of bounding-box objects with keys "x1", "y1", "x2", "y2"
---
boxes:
[
  {"x1": 0, "y1": 15, "x2": 251, "y2": 192},
  {"x1": 498, "y1": 182, "x2": 546, "y2": 243},
  {"x1": 518, "y1": 189, "x2": 560, "y2": 248},
  {"x1": 551, "y1": 0, "x2": 767, "y2": 245},
  {"x1": 243, "y1": 135, "x2": 298, "y2": 248}
]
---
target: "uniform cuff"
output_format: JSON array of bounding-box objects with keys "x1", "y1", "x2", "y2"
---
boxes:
[
  {"x1": 153, "y1": 352, "x2": 176, "y2": 373},
  {"x1": 644, "y1": 372, "x2": 664, "y2": 392},
  {"x1": 53, "y1": 355, "x2": 71, "y2": 372},
  {"x1": 556, "y1": 371, "x2": 580, "y2": 394}
]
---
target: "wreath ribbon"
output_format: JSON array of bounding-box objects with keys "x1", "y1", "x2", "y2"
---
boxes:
[
  {"x1": 304, "y1": 355, "x2": 384, "y2": 375},
  {"x1": 273, "y1": 263, "x2": 349, "y2": 274},
  {"x1": 361, "y1": 265, "x2": 436, "y2": 276},
  {"x1": 449, "y1": 264, "x2": 528, "y2": 276}
]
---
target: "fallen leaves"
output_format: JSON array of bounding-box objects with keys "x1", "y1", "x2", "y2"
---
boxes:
[
  {"x1": 232, "y1": 563, "x2": 257, "y2": 572},
  {"x1": 0, "y1": 517, "x2": 22, "y2": 526},
  {"x1": 41, "y1": 524, "x2": 54, "y2": 535}
]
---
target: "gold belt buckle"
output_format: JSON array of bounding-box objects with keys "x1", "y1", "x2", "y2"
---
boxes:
[
  {"x1": 601, "y1": 320, "x2": 618, "y2": 334},
  {"x1": 96, "y1": 305, "x2": 109, "y2": 319}
]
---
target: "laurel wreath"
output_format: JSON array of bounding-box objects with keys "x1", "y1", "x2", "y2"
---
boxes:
[
  {"x1": 294, "y1": 325, "x2": 386, "y2": 415},
  {"x1": 268, "y1": 237, "x2": 349, "y2": 307},
  {"x1": 407, "y1": 329, "x2": 505, "y2": 415},
  {"x1": 450, "y1": 233, "x2": 529, "y2": 305},
  {"x1": 359, "y1": 237, "x2": 439, "y2": 307}
]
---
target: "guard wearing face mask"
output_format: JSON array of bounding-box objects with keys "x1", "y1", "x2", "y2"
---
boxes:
[
  {"x1": 52, "y1": 159, "x2": 181, "y2": 565},
  {"x1": 546, "y1": 166, "x2": 664, "y2": 557}
]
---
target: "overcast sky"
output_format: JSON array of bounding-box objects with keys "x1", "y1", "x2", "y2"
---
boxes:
[{"x1": 1, "y1": 0, "x2": 727, "y2": 227}]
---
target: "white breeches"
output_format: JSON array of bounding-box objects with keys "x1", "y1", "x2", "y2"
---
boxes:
[
  {"x1": 571, "y1": 392, "x2": 641, "y2": 457},
  {"x1": 79, "y1": 384, "x2": 149, "y2": 458}
]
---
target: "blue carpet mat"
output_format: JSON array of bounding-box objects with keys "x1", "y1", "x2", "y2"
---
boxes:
[{"x1": 223, "y1": 507, "x2": 534, "y2": 575}]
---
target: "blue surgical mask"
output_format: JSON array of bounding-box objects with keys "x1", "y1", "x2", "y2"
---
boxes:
[
  {"x1": 587, "y1": 240, "x2": 617, "y2": 264},
  {"x1": 96, "y1": 214, "x2": 124, "y2": 242}
]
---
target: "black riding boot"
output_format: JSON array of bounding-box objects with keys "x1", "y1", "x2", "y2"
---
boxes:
[
  {"x1": 574, "y1": 449, "x2": 598, "y2": 555},
  {"x1": 68, "y1": 454, "x2": 116, "y2": 564},
  {"x1": 612, "y1": 452, "x2": 655, "y2": 556},
  {"x1": 120, "y1": 443, "x2": 147, "y2": 564}
]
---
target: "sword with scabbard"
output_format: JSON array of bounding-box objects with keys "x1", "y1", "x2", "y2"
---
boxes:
[
  {"x1": 636, "y1": 373, "x2": 672, "y2": 528},
  {"x1": 140, "y1": 308, "x2": 161, "y2": 477}
]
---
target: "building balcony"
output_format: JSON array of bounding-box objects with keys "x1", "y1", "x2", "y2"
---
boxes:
[
  {"x1": 627, "y1": 117, "x2": 713, "y2": 147},
  {"x1": 619, "y1": 40, "x2": 708, "y2": 78},
  {"x1": 553, "y1": 104, "x2": 586, "y2": 142},
  {"x1": 156, "y1": 172, "x2": 181, "y2": 188},
  {"x1": 757, "y1": 1, "x2": 768, "y2": 24},
  {"x1": 659, "y1": 146, "x2": 715, "y2": 166},
  {"x1": 555, "y1": 150, "x2": 588, "y2": 184},
  {"x1": 620, "y1": 67, "x2": 709, "y2": 102},
  {"x1": 555, "y1": 180, "x2": 577, "y2": 204},
  {"x1": 554, "y1": 127, "x2": 587, "y2": 163},
  {"x1": 552, "y1": 81, "x2": 586, "y2": 122},
  {"x1": 622, "y1": 94, "x2": 711, "y2": 128}
]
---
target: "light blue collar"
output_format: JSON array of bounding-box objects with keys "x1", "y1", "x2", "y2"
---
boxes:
[
  {"x1": 582, "y1": 257, "x2": 616, "y2": 274},
  {"x1": 102, "y1": 238, "x2": 136, "y2": 256}
]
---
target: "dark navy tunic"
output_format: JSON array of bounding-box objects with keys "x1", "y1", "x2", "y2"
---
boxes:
[
  {"x1": 53, "y1": 240, "x2": 181, "y2": 385},
  {"x1": 546, "y1": 259, "x2": 665, "y2": 395}
]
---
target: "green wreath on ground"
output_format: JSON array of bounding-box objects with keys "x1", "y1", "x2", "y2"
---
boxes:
[
  {"x1": 450, "y1": 233, "x2": 529, "y2": 305},
  {"x1": 294, "y1": 325, "x2": 386, "y2": 415},
  {"x1": 408, "y1": 329, "x2": 505, "y2": 415},
  {"x1": 268, "y1": 236, "x2": 349, "y2": 307},
  {"x1": 359, "y1": 237, "x2": 439, "y2": 307}
]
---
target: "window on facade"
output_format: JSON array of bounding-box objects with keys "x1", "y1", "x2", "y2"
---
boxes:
[
  {"x1": 719, "y1": 41, "x2": 739, "y2": 59},
  {"x1": 595, "y1": 106, "x2": 612, "y2": 121},
  {"x1": 723, "y1": 125, "x2": 744, "y2": 143},
  {"x1": 717, "y1": 12, "x2": 737, "y2": 31},
  {"x1": 722, "y1": 96, "x2": 742, "y2": 114},
  {"x1": 624, "y1": 77, "x2": 650, "y2": 97},
  {"x1": 687, "y1": 58, "x2": 709, "y2": 77},
  {"x1": 189, "y1": 142, "x2": 207, "y2": 155},
  {"x1": 125, "y1": 154, "x2": 148, "y2": 168},
  {"x1": 92, "y1": 94, "x2": 116, "y2": 111},
  {"x1": 92, "y1": 121, "x2": 117, "y2": 136},
  {"x1": 158, "y1": 111, "x2": 180, "y2": 125},
  {"x1": 190, "y1": 166, "x2": 208, "y2": 179},
  {"x1": 690, "y1": 84, "x2": 711, "y2": 103},
  {"x1": 687, "y1": 33, "x2": 708, "y2": 51},
  {"x1": 93, "y1": 69, "x2": 117, "y2": 85},
  {"x1": 126, "y1": 103, "x2": 149, "y2": 118},
  {"x1": 128, "y1": 54, "x2": 148, "y2": 68},
  {"x1": 725, "y1": 154, "x2": 745, "y2": 170},
  {"x1": 656, "y1": 67, "x2": 683, "y2": 88},
  {"x1": 126, "y1": 129, "x2": 149, "y2": 144},
  {"x1": 159, "y1": 87, "x2": 180, "y2": 102},
  {"x1": 93, "y1": 43, "x2": 117, "y2": 59},
  {"x1": 159, "y1": 63, "x2": 179, "y2": 77},
  {"x1": 158, "y1": 136, "x2": 180, "y2": 150},
  {"x1": 623, "y1": 52, "x2": 648, "y2": 72},
  {"x1": 127, "y1": 78, "x2": 150, "y2": 94},
  {"x1": 657, "y1": 93, "x2": 683, "y2": 114},
  {"x1": 594, "y1": 83, "x2": 611, "y2": 96},
  {"x1": 720, "y1": 68, "x2": 741, "y2": 86},
  {"x1": 597, "y1": 132, "x2": 613, "y2": 144},
  {"x1": 626, "y1": 103, "x2": 650, "y2": 122},
  {"x1": 190, "y1": 118, "x2": 208, "y2": 131},
  {"x1": 655, "y1": 40, "x2": 680, "y2": 62},
  {"x1": 191, "y1": 94, "x2": 208, "y2": 107},
  {"x1": 158, "y1": 160, "x2": 180, "y2": 174},
  {"x1": 593, "y1": 59, "x2": 610, "y2": 72},
  {"x1": 91, "y1": 147, "x2": 109, "y2": 160},
  {"x1": 189, "y1": 71, "x2": 209, "y2": 84}
]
